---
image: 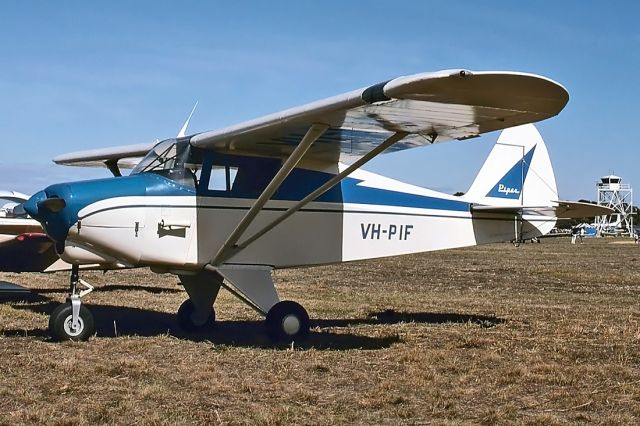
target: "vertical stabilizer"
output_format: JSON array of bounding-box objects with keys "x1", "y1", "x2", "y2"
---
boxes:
[{"x1": 464, "y1": 124, "x2": 558, "y2": 207}]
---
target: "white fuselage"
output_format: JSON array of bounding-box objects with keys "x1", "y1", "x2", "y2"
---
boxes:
[{"x1": 61, "y1": 166, "x2": 554, "y2": 269}]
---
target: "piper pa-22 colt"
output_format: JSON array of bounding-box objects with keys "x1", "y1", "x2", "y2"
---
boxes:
[{"x1": 23, "y1": 69, "x2": 609, "y2": 342}]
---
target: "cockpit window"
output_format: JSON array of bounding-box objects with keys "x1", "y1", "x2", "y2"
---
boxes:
[
  {"x1": 131, "y1": 138, "x2": 204, "y2": 189},
  {"x1": 131, "y1": 139, "x2": 180, "y2": 175}
]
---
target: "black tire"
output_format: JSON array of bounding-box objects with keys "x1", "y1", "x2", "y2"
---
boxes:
[
  {"x1": 49, "y1": 303, "x2": 68, "y2": 327},
  {"x1": 49, "y1": 303, "x2": 95, "y2": 342},
  {"x1": 265, "y1": 300, "x2": 310, "y2": 342},
  {"x1": 177, "y1": 299, "x2": 215, "y2": 331}
]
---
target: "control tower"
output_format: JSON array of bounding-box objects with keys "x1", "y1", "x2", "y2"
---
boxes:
[{"x1": 596, "y1": 175, "x2": 634, "y2": 237}]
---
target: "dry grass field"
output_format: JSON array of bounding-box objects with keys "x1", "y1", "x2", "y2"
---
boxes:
[{"x1": 1, "y1": 237, "x2": 639, "y2": 425}]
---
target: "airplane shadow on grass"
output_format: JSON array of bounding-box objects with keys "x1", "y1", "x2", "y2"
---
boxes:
[
  {"x1": 26, "y1": 284, "x2": 182, "y2": 295},
  {"x1": 1, "y1": 292, "x2": 505, "y2": 350}
]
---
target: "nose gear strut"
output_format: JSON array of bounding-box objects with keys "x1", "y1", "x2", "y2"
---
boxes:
[{"x1": 49, "y1": 264, "x2": 96, "y2": 341}]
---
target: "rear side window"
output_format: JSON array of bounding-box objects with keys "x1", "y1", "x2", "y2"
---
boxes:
[{"x1": 207, "y1": 165, "x2": 238, "y2": 192}]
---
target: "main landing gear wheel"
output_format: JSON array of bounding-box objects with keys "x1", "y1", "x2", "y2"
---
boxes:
[
  {"x1": 49, "y1": 303, "x2": 95, "y2": 342},
  {"x1": 266, "y1": 301, "x2": 310, "y2": 342},
  {"x1": 177, "y1": 299, "x2": 216, "y2": 331}
]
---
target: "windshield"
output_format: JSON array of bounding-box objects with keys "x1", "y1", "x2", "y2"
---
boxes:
[
  {"x1": 131, "y1": 138, "x2": 203, "y2": 189},
  {"x1": 132, "y1": 139, "x2": 180, "y2": 174}
]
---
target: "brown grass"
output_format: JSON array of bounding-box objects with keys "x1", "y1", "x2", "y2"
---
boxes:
[{"x1": 1, "y1": 237, "x2": 640, "y2": 425}]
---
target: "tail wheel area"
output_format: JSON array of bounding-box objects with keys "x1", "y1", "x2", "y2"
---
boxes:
[
  {"x1": 49, "y1": 303, "x2": 95, "y2": 342},
  {"x1": 265, "y1": 300, "x2": 310, "y2": 342},
  {"x1": 177, "y1": 299, "x2": 216, "y2": 331}
]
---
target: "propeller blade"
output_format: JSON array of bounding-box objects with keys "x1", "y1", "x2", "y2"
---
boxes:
[{"x1": 37, "y1": 198, "x2": 66, "y2": 213}]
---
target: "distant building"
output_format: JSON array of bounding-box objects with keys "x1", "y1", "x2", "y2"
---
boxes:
[{"x1": 596, "y1": 175, "x2": 634, "y2": 237}]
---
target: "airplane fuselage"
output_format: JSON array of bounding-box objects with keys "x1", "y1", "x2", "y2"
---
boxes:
[{"x1": 27, "y1": 160, "x2": 553, "y2": 271}]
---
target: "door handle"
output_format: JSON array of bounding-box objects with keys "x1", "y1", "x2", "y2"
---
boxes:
[{"x1": 158, "y1": 219, "x2": 191, "y2": 230}]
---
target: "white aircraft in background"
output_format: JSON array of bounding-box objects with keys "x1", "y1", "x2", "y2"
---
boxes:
[{"x1": 21, "y1": 69, "x2": 610, "y2": 342}]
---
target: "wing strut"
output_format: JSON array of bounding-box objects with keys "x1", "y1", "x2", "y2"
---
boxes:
[
  {"x1": 210, "y1": 123, "x2": 329, "y2": 265},
  {"x1": 224, "y1": 131, "x2": 408, "y2": 259},
  {"x1": 104, "y1": 159, "x2": 122, "y2": 177}
]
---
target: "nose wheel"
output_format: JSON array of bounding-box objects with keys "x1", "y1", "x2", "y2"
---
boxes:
[
  {"x1": 49, "y1": 303, "x2": 95, "y2": 341},
  {"x1": 49, "y1": 265, "x2": 95, "y2": 342}
]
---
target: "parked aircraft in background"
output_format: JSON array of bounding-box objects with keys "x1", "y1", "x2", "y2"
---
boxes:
[
  {"x1": 598, "y1": 214, "x2": 628, "y2": 236},
  {"x1": 21, "y1": 69, "x2": 611, "y2": 342},
  {"x1": 0, "y1": 191, "x2": 70, "y2": 272}
]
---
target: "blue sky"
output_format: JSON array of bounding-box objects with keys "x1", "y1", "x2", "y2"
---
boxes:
[{"x1": 0, "y1": 1, "x2": 638, "y2": 200}]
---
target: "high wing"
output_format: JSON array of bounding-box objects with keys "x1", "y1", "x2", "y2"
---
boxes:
[
  {"x1": 471, "y1": 201, "x2": 614, "y2": 219},
  {"x1": 54, "y1": 142, "x2": 155, "y2": 174},
  {"x1": 191, "y1": 70, "x2": 568, "y2": 161},
  {"x1": 54, "y1": 69, "x2": 569, "y2": 167}
]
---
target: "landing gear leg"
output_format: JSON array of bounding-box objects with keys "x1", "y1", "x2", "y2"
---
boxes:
[
  {"x1": 176, "y1": 271, "x2": 222, "y2": 331},
  {"x1": 210, "y1": 265, "x2": 310, "y2": 342},
  {"x1": 49, "y1": 264, "x2": 95, "y2": 341},
  {"x1": 511, "y1": 214, "x2": 525, "y2": 247}
]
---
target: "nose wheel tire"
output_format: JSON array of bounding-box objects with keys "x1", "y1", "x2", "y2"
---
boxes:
[
  {"x1": 177, "y1": 299, "x2": 216, "y2": 331},
  {"x1": 266, "y1": 301, "x2": 310, "y2": 342},
  {"x1": 49, "y1": 303, "x2": 95, "y2": 342}
]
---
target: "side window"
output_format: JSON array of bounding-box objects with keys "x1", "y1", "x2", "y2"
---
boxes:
[
  {"x1": 228, "y1": 167, "x2": 238, "y2": 189},
  {"x1": 208, "y1": 166, "x2": 227, "y2": 191},
  {"x1": 207, "y1": 165, "x2": 238, "y2": 191}
]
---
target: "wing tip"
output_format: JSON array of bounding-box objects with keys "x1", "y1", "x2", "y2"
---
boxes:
[{"x1": 382, "y1": 69, "x2": 569, "y2": 117}]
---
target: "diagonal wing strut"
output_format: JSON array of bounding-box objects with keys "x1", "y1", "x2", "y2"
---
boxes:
[
  {"x1": 210, "y1": 123, "x2": 330, "y2": 265},
  {"x1": 210, "y1": 130, "x2": 408, "y2": 265}
]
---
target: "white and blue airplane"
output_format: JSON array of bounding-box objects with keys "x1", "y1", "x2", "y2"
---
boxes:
[{"x1": 22, "y1": 69, "x2": 610, "y2": 342}]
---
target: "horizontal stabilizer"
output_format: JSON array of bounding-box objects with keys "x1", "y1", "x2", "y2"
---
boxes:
[
  {"x1": 472, "y1": 201, "x2": 614, "y2": 218},
  {"x1": 551, "y1": 201, "x2": 614, "y2": 218}
]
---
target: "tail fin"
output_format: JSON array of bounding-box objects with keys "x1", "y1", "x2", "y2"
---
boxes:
[{"x1": 464, "y1": 124, "x2": 558, "y2": 207}]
